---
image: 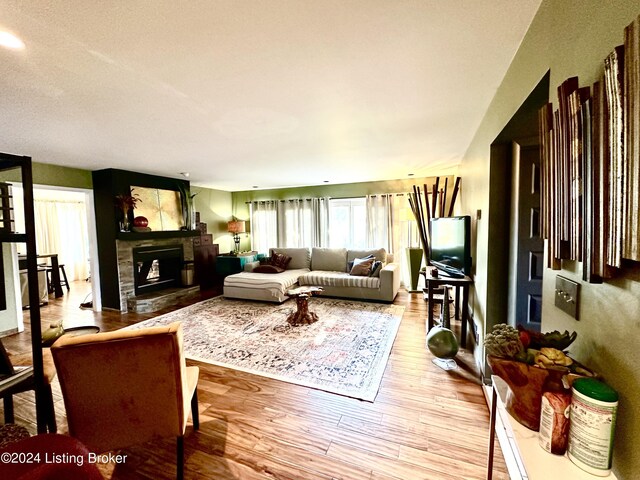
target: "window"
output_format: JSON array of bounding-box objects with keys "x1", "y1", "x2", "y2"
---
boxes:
[{"x1": 329, "y1": 198, "x2": 366, "y2": 249}]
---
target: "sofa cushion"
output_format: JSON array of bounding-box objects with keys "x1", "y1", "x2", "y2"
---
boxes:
[
  {"x1": 347, "y1": 254, "x2": 374, "y2": 272},
  {"x1": 311, "y1": 248, "x2": 347, "y2": 272},
  {"x1": 299, "y1": 271, "x2": 381, "y2": 289},
  {"x1": 350, "y1": 257, "x2": 374, "y2": 276},
  {"x1": 270, "y1": 248, "x2": 311, "y2": 270},
  {"x1": 253, "y1": 265, "x2": 285, "y2": 274},
  {"x1": 224, "y1": 268, "x2": 308, "y2": 301},
  {"x1": 347, "y1": 248, "x2": 387, "y2": 264}
]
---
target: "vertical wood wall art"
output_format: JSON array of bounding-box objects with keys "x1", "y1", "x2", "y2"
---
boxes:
[
  {"x1": 539, "y1": 103, "x2": 561, "y2": 269},
  {"x1": 604, "y1": 46, "x2": 625, "y2": 268},
  {"x1": 539, "y1": 15, "x2": 640, "y2": 283},
  {"x1": 624, "y1": 16, "x2": 640, "y2": 261},
  {"x1": 557, "y1": 78, "x2": 579, "y2": 260},
  {"x1": 590, "y1": 80, "x2": 611, "y2": 280}
]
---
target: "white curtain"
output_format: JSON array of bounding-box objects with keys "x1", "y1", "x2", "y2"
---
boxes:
[
  {"x1": 365, "y1": 193, "x2": 422, "y2": 286},
  {"x1": 311, "y1": 198, "x2": 330, "y2": 247},
  {"x1": 33, "y1": 199, "x2": 90, "y2": 281},
  {"x1": 250, "y1": 201, "x2": 278, "y2": 254},
  {"x1": 277, "y1": 198, "x2": 329, "y2": 248}
]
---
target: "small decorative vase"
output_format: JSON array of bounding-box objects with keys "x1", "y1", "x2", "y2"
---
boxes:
[
  {"x1": 121, "y1": 207, "x2": 131, "y2": 232},
  {"x1": 190, "y1": 203, "x2": 197, "y2": 230}
]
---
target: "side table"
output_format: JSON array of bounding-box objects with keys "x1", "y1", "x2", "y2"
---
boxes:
[{"x1": 422, "y1": 270, "x2": 473, "y2": 348}]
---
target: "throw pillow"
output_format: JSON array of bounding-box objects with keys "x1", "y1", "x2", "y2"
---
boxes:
[
  {"x1": 348, "y1": 254, "x2": 374, "y2": 272},
  {"x1": 270, "y1": 252, "x2": 292, "y2": 269},
  {"x1": 253, "y1": 265, "x2": 285, "y2": 274},
  {"x1": 369, "y1": 261, "x2": 383, "y2": 277},
  {"x1": 350, "y1": 258, "x2": 374, "y2": 276}
]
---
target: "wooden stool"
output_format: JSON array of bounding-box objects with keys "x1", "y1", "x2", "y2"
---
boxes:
[{"x1": 46, "y1": 264, "x2": 70, "y2": 292}]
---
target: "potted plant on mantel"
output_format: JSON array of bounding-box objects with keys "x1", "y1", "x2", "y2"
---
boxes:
[{"x1": 114, "y1": 190, "x2": 141, "y2": 232}]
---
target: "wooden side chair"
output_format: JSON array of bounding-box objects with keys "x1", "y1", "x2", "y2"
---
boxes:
[
  {"x1": 51, "y1": 322, "x2": 199, "y2": 480},
  {"x1": 0, "y1": 341, "x2": 57, "y2": 433}
]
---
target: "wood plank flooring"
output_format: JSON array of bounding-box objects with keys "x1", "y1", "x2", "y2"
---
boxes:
[{"x1": 2, "y1": 281, "x2": 508, "y2": 479}]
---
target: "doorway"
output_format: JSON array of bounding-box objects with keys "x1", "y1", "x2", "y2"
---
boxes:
[
  {"x1": 11, "y1": 184, "x2": 101, "y2": 312},
  {"x1": 483, "y1": 72, "x2": 549, "y2": 378}
]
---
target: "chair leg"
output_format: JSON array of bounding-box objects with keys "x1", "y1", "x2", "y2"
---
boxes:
[
  {"x1": 60, "y1": 265, "x2": 70, "y2": 291},
  {"x1": 191, "y1": 388, "x2": 199, "y2": 431},
  {"x1": 176, "y1": 435, "x2": 184, "y2": 480},
  {"x1": 43, "y1": 384, "x2": 57, "y2": 433},
  {"x1": 3, "y1": 396, "x2": 15, "y2": 423}
]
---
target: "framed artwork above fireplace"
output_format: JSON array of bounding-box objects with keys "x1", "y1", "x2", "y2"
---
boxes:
[{"x1": 132, "y1": 186, "x2": 183, "y2": 231}]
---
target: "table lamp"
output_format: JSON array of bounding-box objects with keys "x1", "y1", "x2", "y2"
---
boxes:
[{"x1": 227, "y1": 219, "x2": 245, "y2": 254}]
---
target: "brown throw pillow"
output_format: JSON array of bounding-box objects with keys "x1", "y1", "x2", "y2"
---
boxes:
[
  {"x1": 350, "y1": 258, "x2": 374, "y2": 276},
  {"x1": 270, "y1": 252, "x2": 292, "y2": 269},
  {"x1": 253, "y1": 265, "x2": 285, "y2": 274}
]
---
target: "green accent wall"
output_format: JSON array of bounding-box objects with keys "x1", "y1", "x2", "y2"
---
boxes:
[
  {"x1": 461, "y1": 2, "x2": 639, "y2": 478},
  {"x1": 192, "y1": 187, "x2": 234, "y2": 253},
  {"x1": 0, "y1": 162, "x2": 92, "y2": 189}
]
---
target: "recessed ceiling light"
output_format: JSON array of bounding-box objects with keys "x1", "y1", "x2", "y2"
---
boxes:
[
  {"x1": 408, "y1": 173, "x2": 414, "y2": 177},
  {"x1": 252, "y1": 186, "x2": 259, "y2": 189},
  {"x1": 0, "y1": 31, "x2": 25, "y2": 50},
  {"x1": 323, "y1": 180, "x2": 330, "y2": 183}
]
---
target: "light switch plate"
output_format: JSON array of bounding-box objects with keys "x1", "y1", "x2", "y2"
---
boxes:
[{"x1": 555, "y1": 275, "x2": 580, "y2": 320}]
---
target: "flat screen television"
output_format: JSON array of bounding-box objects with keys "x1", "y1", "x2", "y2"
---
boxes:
[{"x1": 429, "y1": 215, "x2": 471, "y2": 277}]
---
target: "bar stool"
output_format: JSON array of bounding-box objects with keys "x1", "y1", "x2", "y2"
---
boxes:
[{"x1": 46, "y1": 264, "x2": 70, "y2": 292}]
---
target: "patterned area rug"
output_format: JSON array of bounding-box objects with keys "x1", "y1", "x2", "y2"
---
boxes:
[{"x1": 128, "y1": 296, "x2": 404, "y2": 401}]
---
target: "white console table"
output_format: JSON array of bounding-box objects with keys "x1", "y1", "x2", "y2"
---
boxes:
[{"x1": 486, "y1": 375, "x2": 618, "y2": 480}]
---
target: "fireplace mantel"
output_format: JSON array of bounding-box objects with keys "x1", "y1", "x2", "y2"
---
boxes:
[{"x1": 117, "y1": 230, "x2": 200, "y2": 241}]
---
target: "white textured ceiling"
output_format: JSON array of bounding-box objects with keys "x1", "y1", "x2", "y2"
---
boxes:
[{"x1": 0, "y1": 0, "x2": 541, "y2": 191}]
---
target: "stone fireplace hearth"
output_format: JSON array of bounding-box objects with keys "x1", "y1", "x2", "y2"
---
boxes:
[{"x1": 116, "y1": 236, "x2": 198, "y2": 313}]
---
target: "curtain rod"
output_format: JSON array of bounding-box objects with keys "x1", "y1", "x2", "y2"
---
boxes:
[
  {"x1": 245, "y1": 198, "x2": 328, "y2": 204},
  {"x1": 245, "y1": 192, "x2": 419, "y2": 204}
]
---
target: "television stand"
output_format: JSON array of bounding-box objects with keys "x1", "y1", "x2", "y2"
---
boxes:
[{"x1": 421, "y1": 270, "x2": 473, "y2": 348}]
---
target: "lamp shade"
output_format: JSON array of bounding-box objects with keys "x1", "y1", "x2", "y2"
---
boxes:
[{"x1": 227, "y1": 220, "x2": 246, "y2": 234}]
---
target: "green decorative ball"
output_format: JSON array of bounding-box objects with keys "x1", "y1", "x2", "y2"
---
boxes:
[{"x1": 427, "y1": 326, "x2": 459, "y2": 359}]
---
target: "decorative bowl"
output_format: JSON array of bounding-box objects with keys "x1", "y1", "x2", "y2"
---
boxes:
[{"x1": 488, "y1": 355, "x2": 580, "y2": 431}]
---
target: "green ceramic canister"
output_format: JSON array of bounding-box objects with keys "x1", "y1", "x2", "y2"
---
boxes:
[{"x1": 567, "y1": 378, "x2": 618, "y2": 476}]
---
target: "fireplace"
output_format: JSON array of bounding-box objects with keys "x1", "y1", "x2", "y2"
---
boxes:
[{"x1": 132, "y1": 245, "x2": 183, "y2": 296}]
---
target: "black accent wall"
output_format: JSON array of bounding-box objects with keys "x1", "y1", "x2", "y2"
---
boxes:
[{"x1": 92, "y1": 169, "x2": 194, "y2": 310}]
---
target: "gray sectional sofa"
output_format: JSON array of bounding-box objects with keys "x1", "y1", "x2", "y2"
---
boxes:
[{"x1": 223, "y1": 247, "x2": 400, "y2": 303}]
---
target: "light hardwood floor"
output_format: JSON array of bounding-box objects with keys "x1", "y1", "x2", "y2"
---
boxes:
[{"x1": 2, "y1": 281, "x2": 508, "y2": 479}]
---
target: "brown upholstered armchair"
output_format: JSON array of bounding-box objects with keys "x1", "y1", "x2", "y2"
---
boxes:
[{"x1": 51, "y1": 321, "x2": 199, "y2": 480}]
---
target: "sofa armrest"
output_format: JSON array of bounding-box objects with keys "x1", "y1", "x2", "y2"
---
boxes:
[
  {"x1": 244, "y1": 261, "x2": 260, "y2": 272},
  {"x1": 379, "y1": 263, "x2": 401, "y2": 302}
]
